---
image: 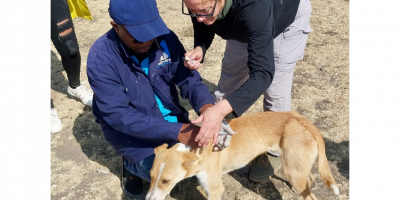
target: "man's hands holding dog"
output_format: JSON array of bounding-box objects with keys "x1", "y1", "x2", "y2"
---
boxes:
[
  {"x1": 192, "y1": 100, "x2": 234, "y2": 148},
  {"x1": 178, "y1": 123, "x2": 200, "y2": 148},
  {"x1": 178, "y1": 118, "x2": 236, "y2": 150},
  {"x1": 179, "y1": 101, "x2": 235, "y2": 149}
]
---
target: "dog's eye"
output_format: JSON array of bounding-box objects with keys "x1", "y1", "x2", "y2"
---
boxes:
[{"x1": 162, "y1": 180, "x2": 170, "y2": 184}]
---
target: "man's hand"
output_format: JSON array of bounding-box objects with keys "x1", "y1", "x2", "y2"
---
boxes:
[
  {"x1": 177, "y1": 123, "x2": 200, "y2": 148},
  {"x1": 214, "y1": 119, "x2": 237, "y2": 150},
  {"x1": 183, "y1": 46, "x2": 203, "y2": 70},
  {"x1": 191, "y1": 99, "x2": 233, "y2": 147}
]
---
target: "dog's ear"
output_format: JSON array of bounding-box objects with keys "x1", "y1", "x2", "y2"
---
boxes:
[
  {"x1": 154, "y1": 143, "x2": 168, "y2": 154},
  {"x1": 182, "y1": 151, "x2": 198, "y2": 170}
]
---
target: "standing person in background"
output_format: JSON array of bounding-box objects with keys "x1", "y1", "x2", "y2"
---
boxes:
[
  {"x1": 51, "y1": 0, "x2": 93, "y2": 134},
  {"x1": 181, "y1": 0, "x2": 312, "y2": 182}
]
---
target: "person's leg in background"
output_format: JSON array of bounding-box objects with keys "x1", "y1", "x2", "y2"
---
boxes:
[
  {"x1": 250, "y1": 0, "x2": 313, "y2": 182},
  {"x1": 214, "y1": 39, "x2": 250, "y2": 119},
  {"x1": 51, "y1": 98, "x2": 63, "y2": 133},
  {"x1": 51, "y1": 0, "x2": 81, "y2": 89},
  {"x1": 263, "y1": 0, "x2": 313, "y2": 112},
  {"x1": 50, "y1": 0, "x2": 93, "y2": 133},
  {"x1": 262, "y1": 62, "x2": 296, "y2": 112}
]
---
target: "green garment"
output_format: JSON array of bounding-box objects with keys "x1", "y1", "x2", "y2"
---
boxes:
[{"x1": 216, "y1": 0, "x2": 233, "y2": 20}]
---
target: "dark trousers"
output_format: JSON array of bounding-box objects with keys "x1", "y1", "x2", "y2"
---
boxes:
[{"x1": 51, "y1": 0, "x2": 81, "y2": 89}]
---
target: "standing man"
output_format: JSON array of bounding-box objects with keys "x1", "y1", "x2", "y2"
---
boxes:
[
  {"x1": 87, "y1": 0, "x2": 220, "y2": 198},
  {"x1": 182, "y1": 0, "x2": 313, "y2": 182}
]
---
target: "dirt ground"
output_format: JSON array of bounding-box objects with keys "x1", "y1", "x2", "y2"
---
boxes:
[{"x1": 51, "y1": 0, "x2": 349, "y2": 199}]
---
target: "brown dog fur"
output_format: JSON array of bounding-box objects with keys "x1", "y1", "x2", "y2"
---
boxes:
[{"x1": 146, "y1": 111, "x2": 339, "y2": 200}]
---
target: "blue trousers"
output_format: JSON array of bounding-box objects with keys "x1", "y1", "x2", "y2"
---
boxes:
[{"x1": 123, "y1": 155, "x2": 155, "y2": 182}]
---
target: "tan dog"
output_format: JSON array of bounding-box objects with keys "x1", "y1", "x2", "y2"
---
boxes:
[{"x1": 146, "y1": 111, "x2": 340, "y2": 200}]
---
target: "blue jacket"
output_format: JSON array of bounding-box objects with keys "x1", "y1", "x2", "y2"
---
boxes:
[{"x1": 87, "y1": 29, "x2": 214, "y2": 164}]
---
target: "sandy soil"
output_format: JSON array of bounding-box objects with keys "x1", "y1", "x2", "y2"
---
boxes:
[{"x1": 51, "y1": 0, "x2": 349, "y2": 199}]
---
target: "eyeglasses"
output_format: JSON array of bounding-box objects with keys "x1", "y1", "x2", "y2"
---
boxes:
[
  {"x1": 182, "y1": 0, "x2": 218, "y2": 17},
  {"x1": 117, "y1": 24, "x2": 144, "y2": 44}
]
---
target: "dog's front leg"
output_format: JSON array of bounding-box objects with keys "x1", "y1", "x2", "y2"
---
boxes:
[
  {"x1": 207, "y1": 177, "x2": 224, "y2": 200},
  {"x1": 196, "y1": 169, "x2": 224, "y2": 200}
]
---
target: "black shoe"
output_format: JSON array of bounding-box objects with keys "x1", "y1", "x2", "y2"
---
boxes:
[
  {"x1": 249, "y1": 154, "x2": 282, "y2": 183},
  {"x1": 122, "y1": 157, "x2": 144, "y2": 199}
]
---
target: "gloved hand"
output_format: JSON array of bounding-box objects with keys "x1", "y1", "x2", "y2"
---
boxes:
[{"x1": 214, "y1": 119, "x2": 238, "y2": 150}]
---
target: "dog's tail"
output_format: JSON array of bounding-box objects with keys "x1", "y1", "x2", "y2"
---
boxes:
[{"x1": 296, "y1": 113, "x2": 340, "y2": 195}]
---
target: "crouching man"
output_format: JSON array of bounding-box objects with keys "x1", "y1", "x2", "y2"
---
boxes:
[{"x1": 87, "y1": 0, "x2": 234, "y2": 198}]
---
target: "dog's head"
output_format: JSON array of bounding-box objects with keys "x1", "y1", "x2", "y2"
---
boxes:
[{"x1": 146, "y1": 143, "x2": 198, "y2": 200}]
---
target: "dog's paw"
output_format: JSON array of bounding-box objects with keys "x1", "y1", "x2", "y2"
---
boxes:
[{"x1": 331, "y1": 184, "x2": 340, "y2": 195}]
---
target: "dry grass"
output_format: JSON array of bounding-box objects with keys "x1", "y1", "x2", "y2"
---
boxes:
[{"x1": 51, "y1": 0, "x2": 349, "y2": 199}]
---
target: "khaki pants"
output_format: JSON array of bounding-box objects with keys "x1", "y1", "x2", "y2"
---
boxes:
[{"x1": 214, "y1": 0, "x2": 313, "y2": 112}]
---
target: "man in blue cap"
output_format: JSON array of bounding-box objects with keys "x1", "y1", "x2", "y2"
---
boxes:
[{"x1": 87, "y1": 0, "x2": 235, "y2": 198}]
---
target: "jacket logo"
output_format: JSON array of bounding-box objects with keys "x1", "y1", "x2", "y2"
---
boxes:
[{"x1": 158, "y1": 52, "x2": 171, "y2": 67}]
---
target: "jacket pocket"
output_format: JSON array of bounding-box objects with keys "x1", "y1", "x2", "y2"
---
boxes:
[
  {"x1": 276, "y1": 27, "x2": 310, "y2": 64},
  {"x1": 282, "y1": 27, "x2": 305, "y2": 39}
]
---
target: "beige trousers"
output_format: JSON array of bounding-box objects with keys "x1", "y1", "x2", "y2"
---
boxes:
[{"x1": 214, "y1": 0, "x2": 313, "y2": 112}]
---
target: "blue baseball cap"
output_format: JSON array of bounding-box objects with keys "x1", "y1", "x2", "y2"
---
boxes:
[{"x1": 109, "y1": 0, "x2": 170, "y2": 42}]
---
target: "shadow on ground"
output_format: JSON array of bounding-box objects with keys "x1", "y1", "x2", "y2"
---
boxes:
[
  {"x1": 325, "y1": 139, "x2": 349, "y2": 179},
  {"x1": 228, "y1": 168, "x2": 283, "y2": 199}
]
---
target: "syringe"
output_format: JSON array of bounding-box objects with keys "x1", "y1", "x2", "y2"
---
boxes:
[{"x1": 184, "y1": 57, "x2": 196, "y2": 64}]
